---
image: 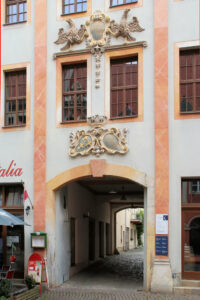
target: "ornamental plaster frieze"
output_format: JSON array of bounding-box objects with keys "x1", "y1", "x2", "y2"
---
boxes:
[
  {"x1": 54, "y1": 9, "x2": 146, "y2": 88},
  {"x1": 69, "y1": 115, "x2": 128, "y2": 157}
]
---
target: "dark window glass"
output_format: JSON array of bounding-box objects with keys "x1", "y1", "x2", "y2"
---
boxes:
[
  {"x1": 6, "y1": 221, "x2": 24, "y2": 275},
  {"x1": 110, "y1": 0, "x2": 138, "y2": 7},
  {"x1": 62, "y1": 63, "x2": 87, "y2": 122},
  {"x1": 6, "y1": 0, "x2": 27, "y2": 24},
  {"x1": 180, "y1": 49, "x2": 200, "y2": 113},
  {"x1": 63, "y1": 0, "x2": 87, "y2": 14},
  {"x1": 5, "y1": 70, "x2": 26, "y2": 127},
  {"x1": 110, "y1": 57, "x2": 138, "y2": 119},
  {"x1": 182, "y1": 180, "x2": 200, "y2": 204}
]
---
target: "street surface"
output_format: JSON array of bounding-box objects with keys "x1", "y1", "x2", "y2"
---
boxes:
[{"x1": 40, "y1": 249, "x2": 199, "y2": 299}]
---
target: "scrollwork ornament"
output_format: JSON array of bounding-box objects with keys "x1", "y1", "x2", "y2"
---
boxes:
[{"x1": 69, "y1": 116, "x2": 128, "y2": 157}]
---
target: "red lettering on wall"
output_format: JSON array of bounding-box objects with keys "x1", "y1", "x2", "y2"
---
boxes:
[
  {"x1": 0, "y1": 161, "x2": 23, "y2": 177},
  {"x1": 0, "y1": 169, "x2": 6, "y2": 177},
  {"x1": 14, "y1": 169, "x2": 23, "y2": 177}
]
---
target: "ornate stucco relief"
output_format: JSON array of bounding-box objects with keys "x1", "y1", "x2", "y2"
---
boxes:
[
  {"x1": 55, "y1": 9, "x2": 145, "y2": 88},
  {"x1": 69, "y1": 115, "x2": 128, "y2": 157}
]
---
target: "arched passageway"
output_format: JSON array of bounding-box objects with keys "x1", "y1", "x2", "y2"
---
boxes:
[{"x1": 46, "y1": 163, "x2": 154, "y2": 290}]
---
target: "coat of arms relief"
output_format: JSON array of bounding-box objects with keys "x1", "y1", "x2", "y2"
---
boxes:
[
  {"x1": 55, "y1": 9, "x2": 144, "y2": 88},
  {"x1": 69, "y1": 115, "x2": 128, "y2": 157}
]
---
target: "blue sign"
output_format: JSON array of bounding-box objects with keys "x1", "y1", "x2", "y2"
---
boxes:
[{"x1": 156, "y1": 236, "x2": 168, "y2": 256}]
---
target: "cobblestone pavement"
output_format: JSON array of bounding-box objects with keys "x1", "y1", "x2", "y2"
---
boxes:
[
  {"x1": 62, "y1": 249, "x2": 144, "y2": 290},
  {"x1": 40, "y1": 288, "x2": 200, "y2": 300},
  {"x1": 40, "y1": 250, "x2": 199, "y2": 299}
]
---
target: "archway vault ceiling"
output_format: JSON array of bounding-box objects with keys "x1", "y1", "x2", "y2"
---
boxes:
[{"x1": 77, "y1": 175, "x2": 144, "y2": 197}]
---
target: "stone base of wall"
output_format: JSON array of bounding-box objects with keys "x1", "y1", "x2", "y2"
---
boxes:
[{"x1": 151, "y1": 259, "x2": 173, "y2": 293}]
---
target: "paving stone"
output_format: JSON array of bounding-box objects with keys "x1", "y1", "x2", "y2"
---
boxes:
[
  {"x1": 39, "y1": 250, "x2": 200, "y2": 300},
  {"x1": 40, "y1": 288, "x2": 200, "y2": 300}
]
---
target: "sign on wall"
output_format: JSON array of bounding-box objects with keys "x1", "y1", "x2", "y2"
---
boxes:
[
  {"x1": 0, "y1": 160, "x2": 23, "y2": 177},
  {"x1": 156, "y1": 214, "x2": 168, "y2": 234},
  {"x1": 156, "y1": 236, "x2": 168, "y2": 256}
]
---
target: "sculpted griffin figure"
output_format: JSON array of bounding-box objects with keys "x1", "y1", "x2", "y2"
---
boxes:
[
  {"x1": 54, "y1": 19, "x2": 87, "y2": 51},
  {"x1": 109, "y1": 8, "x2": 144, "y2": 42}
]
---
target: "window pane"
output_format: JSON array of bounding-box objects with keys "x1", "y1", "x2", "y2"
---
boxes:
[
  {"x1": 77, "y1": 3, "x2": 82, "y2": 12},
  {"x1": 5, "y1": 186, "x2": 23, "y2": 207},
  {"x1": 64, "y1": 6, "x2": 69, "y2": 14},
  {"x1": 6, "y1": 219, "x2": 24, "y2": 274},
  {"x1": 6, "y1": 113, "x2": 16, "y2": 126},
  {"x1": 111, "y1": 0, "x2": 118, "y2": 6},
  {"x1": 12, "y1": 15, "x2": 17, "y2": 23},
  {"x1": 19, "y1": 13, "x2": 24, "y2": 22},
  {"x1": 18, "y1": 99, "x2": 26, "y2": 124},
  {"x1": 180, "y1": 49, "x2": 200, "y2": 113},
  {"x1": 5, "y1": 71, "x2": 26, "y2": 126},
  {"x1": 83, "y1": 2, "x2": 87, "y2": 11},
  {"x1": 63, "y1": 63, "x2": 87, "y2": 122},
  {"x1": 69, "y1": 5, "x2": 75, "y2": 13},
  {"x1": 19, "y1": 3, "x2": 25, "y2": 13},
  {"x1": 111, "y1": 58, "x2": 138, "y2": 118},
  {"x1": 182, "y1": 180, "x2": 200, "y2": 204}
]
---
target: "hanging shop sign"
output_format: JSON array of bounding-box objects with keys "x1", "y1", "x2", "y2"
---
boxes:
[{"x1": 0, "y1": 160, "x2": 23, "y2": 177}]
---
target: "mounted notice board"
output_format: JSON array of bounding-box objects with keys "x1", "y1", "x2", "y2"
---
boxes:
[
  {"x1": 31, "y1": 232, "x2": 47, "y2": 248},
  {"x1": 156, "y1": 236, "x2": 168, "y2": 256}
]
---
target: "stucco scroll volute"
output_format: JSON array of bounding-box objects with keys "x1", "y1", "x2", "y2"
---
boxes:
[
  {"x1": 69, "y1": 115, "x2": 128, "y2": 157},
  {"x1": 54, "y1": 9, "x2": 144, "y2": 88}
]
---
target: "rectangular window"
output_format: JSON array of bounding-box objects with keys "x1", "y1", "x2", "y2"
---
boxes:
[
  {"x1": 182, "y1": 180, "x2": 200, "y2": 204},
  {"x1": 6, "y1": 0, "x2": 27, "y2": 24},
  {"x1": 5, "y1": 70, "x2": 26, "y2": 127},
  {"x1": 0, "y1": 185, "x2": 23, "y2": 207},
  {"x1": 5, "y1": 185, "x2": 23, "y2": 207},
  {"x1": 63, "y1": 0, "x2": 87, "y2": 15},
  {"x1": 62, "y1": 63, "x2": 87, "y2": 122},
  {"x1": 180, "y1": 49, "x2": 200, "y2": 113},
  {"x1": 110, "y1": 57, "x2": 138, "y2": 119},
  {"x1": 110, "y1": 0, "x2": 138, "y2": 7}
]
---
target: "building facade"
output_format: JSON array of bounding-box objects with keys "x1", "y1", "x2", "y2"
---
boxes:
[
  {"x1": 0, "y1": 0, "x2": 200, "y2": 293},
  {"x1": 116, "y1": 208, "x2": 143, "y2": 252}
]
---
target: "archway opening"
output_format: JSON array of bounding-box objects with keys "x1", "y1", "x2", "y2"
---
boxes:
[{"x1": 55, "y1": 175, "x2": 145, "y2": 290}]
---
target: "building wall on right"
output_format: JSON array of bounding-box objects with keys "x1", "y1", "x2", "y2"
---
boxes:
[{"x1": 169, "y1": 0, "x2": 200, "y2": 284}]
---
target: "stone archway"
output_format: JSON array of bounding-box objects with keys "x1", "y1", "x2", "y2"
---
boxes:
[{"x1": 46, "y1": 161, "x2": 154, "y2": 290}]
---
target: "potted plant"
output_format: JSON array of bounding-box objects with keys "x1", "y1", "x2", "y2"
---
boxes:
[
  {"x1": 25, "y1": 275, "x2": 36, "y2": 290},
  {"x1": 9, "y1": 242, "x2": 16, "y2": 263}
]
